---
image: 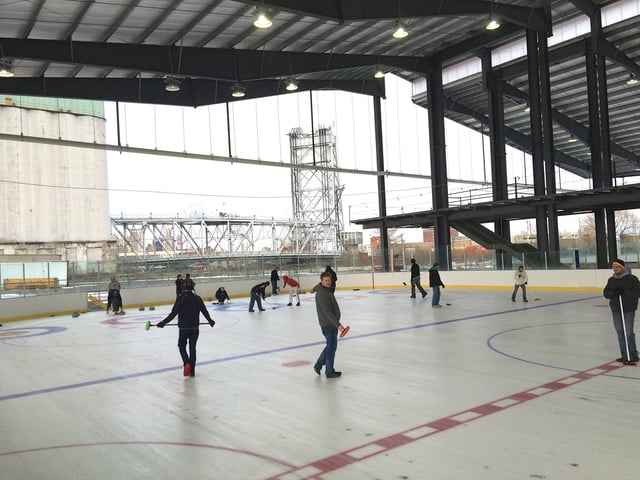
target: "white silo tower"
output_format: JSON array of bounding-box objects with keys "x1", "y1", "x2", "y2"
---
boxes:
[{"x1": 0, "y1": 96, "x2": 114, "y2": 266}]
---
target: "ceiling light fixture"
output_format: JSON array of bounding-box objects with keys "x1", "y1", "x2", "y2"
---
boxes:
[
  {"x1": 374, "y1": 68, "x2": 385, "y2": 79},
  {"x1": 164, "y1": 76, "x2": 181, "y2": 92},
  {"x1": 392, "y1": 20, "x2": 408, "y2": 39},
  {"x1": 567, "y1": 134, "x2": 578, "y2": 143},
  {"x1": 523, "y1": 103, "x2": 530, "y2": 112},
  {"x1": 231, "y1": 83, "x2": 246, "y2": 98},
  {"x1": 0, "y1": 57, "x2": 14, "y2": 77},
  {"x1": 285, "y1": 77, "x2": 298, "y2": 91},
  {"x1": 253, "y1": 7, "x2": 272, "y2": 29},
  {"x1": 626, "y1": 72, "x2": 638, "y2": 85},
  {"x1": 486, "y1": 16, "x2": 501, "y2": 30}
]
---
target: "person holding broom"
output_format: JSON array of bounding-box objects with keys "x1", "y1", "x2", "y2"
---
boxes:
[
  {"x1": 603, "y1": 259, "x2": 640, "y2": 364},
  {"x1": 157, "y1": 281, "x2": 215, "y2": 377},
  {"x1": 312, "y1": 271, "x2": 345, "y2": 378},
  {"x1": 282, "y1": 275, "x2": 301, "y2": 306},
  {"x1": 511, "y1": 265, "x2": 529, "y2": 303},
  {"x1": 249, "y1": 281, "x2": 269, "y2": 312},
  {"x1": 429, "y1": 263, "x2": 445, "y2": 308}
]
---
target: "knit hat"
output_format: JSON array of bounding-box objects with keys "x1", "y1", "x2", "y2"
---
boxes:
[{"x1": 612, "y1": 259, "x2": 625, "y2": 268}]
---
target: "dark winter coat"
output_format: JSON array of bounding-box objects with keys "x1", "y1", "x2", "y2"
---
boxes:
[
  {"x1": 251, "y1": 282, "x2": 269, "y2": 298},
  {"x1": 429, "y1": 266, "x2": 444, "y2": 288},
  {"x1": 175, "y1": 277, "x2": 184, "y2": 295},
  {"x1": 183, "y1": 275, "x2": 195, "y2": 290},
  {"x1": 603, "y1": 272, "x2": 640, "y2": 312},
  {"x1": 410, "y1": 262, "x2": 421, "y2": 279},
  {"x1": 161, "y1": 291, "x2": 213, "y2": 329},
  {"x1": 215, "y1": 288, "x2": 230, "y2": 303},
  {"x1": 325, "y1": 267, "x2": 338, "y2": 290}
]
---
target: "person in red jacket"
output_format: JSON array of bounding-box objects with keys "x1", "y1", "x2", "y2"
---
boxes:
[{"x1": 282, "y1": 275, "x2": 301, "y2": 306}]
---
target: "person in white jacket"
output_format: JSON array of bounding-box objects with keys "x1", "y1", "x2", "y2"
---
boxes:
[{"x1": 511, "y1": 265, "x2": 528, "y2": 302}]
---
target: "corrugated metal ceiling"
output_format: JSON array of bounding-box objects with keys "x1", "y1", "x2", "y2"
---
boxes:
[{"x1": 0, "y1": 0, "x2": 637, "y2": 179}]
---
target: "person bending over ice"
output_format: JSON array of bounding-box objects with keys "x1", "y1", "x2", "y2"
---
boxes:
[
  {"x1": 215, "y1": 286, "x2": 230, "y2": 304},
  {"x1": 282, "y1": 275, "x2": 301, "y2": 306}
]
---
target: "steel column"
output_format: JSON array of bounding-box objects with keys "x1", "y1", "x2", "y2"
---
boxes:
[
  {"x1": 538, "y1": 31, "x2": 560, "y2": 266},
  {"x1": 594, "y1": 14, "x2": 618, "y2": 263},
  {"x1": 587, "y1": 14, "x2": 613, "y2": 267},
  {"x1": 585, "y1": 40, "x2": 603, "y2": 188},
  {"x1": 373, "y1": 96, "x2": 390, "y2": 271},
  {"x1": 482, "y1": 52, "x2": 510, "y2": 269},
  {"x1": 526, "y1": 29, "x2": 550, "y2": 266},
  {"x1": 427, "y1": 60, "x2": 451, "y2": 269}
]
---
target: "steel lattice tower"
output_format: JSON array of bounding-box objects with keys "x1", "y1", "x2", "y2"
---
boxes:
[{"x1": 289, "y1": 126, "x2": 344, "y2": 253}]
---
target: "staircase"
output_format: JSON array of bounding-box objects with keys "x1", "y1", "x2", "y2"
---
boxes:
[{"x1": 452, "y1": 220, "x2": 542, "y2": 265}]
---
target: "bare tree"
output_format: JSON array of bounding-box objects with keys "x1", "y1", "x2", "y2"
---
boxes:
[
  {"x1": 388, "y1": 228, "x2": 402, "y2": 244},
  {"x1": 579, "y1": 211, "x2": 639, "y2": 239}
]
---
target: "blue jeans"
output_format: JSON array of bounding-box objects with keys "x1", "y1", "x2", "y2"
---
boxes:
[
  {"x1": 512, "y1": 284, "x2": 527, "y2": 301},
  {"x1": 249, "y1": 293, "x2": 264, "y2": 311},
  {"x1": 612, "y1": 310, "x2": 638, "y2": 360},
  {"x1": 315, "y1": 325, "x2": 338, "y2": 375},
  {"x1": 411, "y1": 276, "x2": 427, "y2": 297},
  {"x1": 432, "y1": 286, "x2": 441, "y2": 306}
]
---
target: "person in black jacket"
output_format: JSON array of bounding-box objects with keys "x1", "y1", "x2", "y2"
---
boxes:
[
  {"x1": 107, "y1": 276, "x2": 123, "y2": 314},
  {"x1": 603, "y1": 258, "x2": 640, "y2": 363},
  {"x1": 214, "y1": 286, "x2": 230, "y2": 304},
  {"x1": 183, "y1": 273, "x2": 195, "y2": 291},
  {"x1": 429, "y1": 263, "x2": 445, "y2": 307},
  {"x1": 175, "y1": 274, "x2": 184, "y2": 299},
  {"x1": 270, "y1": 267, "x2": 280, "y2": 295},
  {"x1": 249, "y1": 281, "x2": 269, "y2": 312},
  {"x1": 409, "y1": 259, "x2": 428, "y2": 299},
  {"x1": 325, "y1": 265, "x2": 338, "y2": 293},
  {"x1": 157, "y1": 282, "x2": 215, "y2": 377}
]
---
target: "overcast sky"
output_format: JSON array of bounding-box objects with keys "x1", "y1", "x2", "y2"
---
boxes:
[{"x1": 105, "y1": 74, "x2": 593, "y2": 239}]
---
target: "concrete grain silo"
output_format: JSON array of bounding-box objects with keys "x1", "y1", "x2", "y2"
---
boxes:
[{"x1": 0, "y1": 96, "x2": 115, "y2": 268}]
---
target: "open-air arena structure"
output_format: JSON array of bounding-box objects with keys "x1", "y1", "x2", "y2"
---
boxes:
[{"x1": 1, "y1": 1, "x2": 640, "y2": 479}]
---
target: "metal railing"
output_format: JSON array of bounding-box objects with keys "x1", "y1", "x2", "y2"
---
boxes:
[{"x1": 2, "y1": 239, "x2": 639, "y2": 299}]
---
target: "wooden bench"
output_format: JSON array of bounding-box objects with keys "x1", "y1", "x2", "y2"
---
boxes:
[{"x1": 3, "y1": 277, "x2": 60, "y2": 290}]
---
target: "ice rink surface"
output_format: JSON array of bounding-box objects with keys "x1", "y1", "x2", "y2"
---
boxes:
[{"x1": 1, "y1": 287, "x2": 638, "y2": 479}]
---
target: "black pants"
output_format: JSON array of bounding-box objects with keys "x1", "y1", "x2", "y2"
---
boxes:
[
  {"x1": 107, "y1": 290, "x2": 122, "y2": 311},
  {"x1": 178, "y1": 328, "x2": 200, "y2": 372}
]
